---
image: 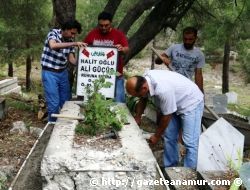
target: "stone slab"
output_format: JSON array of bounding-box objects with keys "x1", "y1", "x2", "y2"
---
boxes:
[
  {"x1": 0, "y1": 83, "x2": 18, "y2": 94},
  {"x1": 197, "y1": 118, "x2": 244, "y2": 172},
  {"x1": 1, "y1": 86, "x2": 21, "y2": 95},
  {"x1": 41, "y1": 101, "x2": 158, "y2": 190},
  {"x1": 0, "y1": 77, "x2": 18, "y2": 88},
  {"x1": 164, "y1": 167, "x2": 211, "y2": 190}
]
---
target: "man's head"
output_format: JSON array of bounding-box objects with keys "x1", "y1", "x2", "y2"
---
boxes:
[
  {"x1": 182, "y1": 27, "x2": 198, "y2": 50},
  {"x1": 61, "y1": 20, "x2": 82, "y2": 40},
  {"x1": 126, "y1": 76, "x2": 149, "y2": 97},
  {"x1": 97, "y1": 11, "x2": 113, "y2": 34}
]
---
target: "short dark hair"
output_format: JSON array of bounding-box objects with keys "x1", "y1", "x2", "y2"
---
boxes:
[
  {"x1": 61, "y1": 19, "x2": 82, "y2": 34},
  {"x1": 135, "y1": 76, "x2": 146, "y2": 93},
  {"x1": 98, "y1": 11, "x2": 113, "y2": 22},
  {"x1": 183, "y1": 26, "x2": 197, "y2": 37}
]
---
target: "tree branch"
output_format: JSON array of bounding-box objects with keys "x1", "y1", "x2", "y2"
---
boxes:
[
  {"x1": 125, "y1": 0, "x2": 195, "y2": 63},
  {"x1": 103, "y1": 0, "x2": 123, "y2": 16},
  {"x1": 118, "y1": 0, "x2": 161, "y2": 33}
]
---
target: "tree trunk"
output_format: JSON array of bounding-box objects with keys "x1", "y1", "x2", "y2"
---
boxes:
[
  {"x1": 151, "y1": 39, "x2": 156, "y2": 70},
  {"x1": 51, "y1": 0, "x2": 77, "y2": 94},
  {"x1": 26, "y1": 55, "x2": 32, "y2": 92},
  {"x1": 51, "y1": 0, "x2": 76, "y2": 27},
  {"x1": 125, "y1": 0, "x2": 195, "y2": 63},
  {"x1": 8, "y1": 62, "x2": 13, "y2": 77},
  {"x1": 103, "y1": 0, "x2": 123, "y2": 16},
  {"x1": 222, "y1": 40, "x2": 230, "y2": 94}
]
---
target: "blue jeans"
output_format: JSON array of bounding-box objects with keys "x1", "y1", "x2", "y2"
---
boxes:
[
  {"x1": 115, "y1": 76, "x2": 125, "y2": 103},
  {"x1": 163, "y1": 101, "x2": 204, "y2": 169},
  {"x1": 42, "y1": 69, "x2": 71, "y2": 122}
]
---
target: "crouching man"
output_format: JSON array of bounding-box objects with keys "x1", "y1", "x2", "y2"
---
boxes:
[{"x1": 125, "y1": 70, "x2": 204, "y2": 169}]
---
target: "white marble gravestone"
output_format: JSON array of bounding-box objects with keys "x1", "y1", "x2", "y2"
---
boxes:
[
  {"x1": 213, "y1": 94, "x2": 228, "y2": 113},
  {"x1": 197, "y1": 117, "x2": 244, "y2": 172}
]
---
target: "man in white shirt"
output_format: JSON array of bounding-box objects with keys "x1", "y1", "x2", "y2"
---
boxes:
[{"x1": 126, "y1": 70, "x2": 204, "y2": 169}]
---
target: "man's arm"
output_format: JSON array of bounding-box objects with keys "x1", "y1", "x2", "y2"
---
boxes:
[
  {"x1": 134, "y1": 97, "x2": 148, "y2": 125},
  {"x1": 150, "y1": 114, "x2": 172, "y2": 144},
  {"x1": 49, "y1": 39, "x2": 86, "y2": 50},
  {"x1": 195, "y1": 68, "x2": 204, "y2": 93},
  {"x1": 68, "y1": 53, "x2": 77, "y2": 65}
]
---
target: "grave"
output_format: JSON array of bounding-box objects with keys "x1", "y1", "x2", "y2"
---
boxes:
[
  {"x1": 41, "y1": 101, "x2": 159, "y2": 190},
  {"x1": 0, "y1": 77, "x2": 21, "y2": 95},
  {"x1": 212, "y1": 94, "x2": 228, "y2": 114},
  {"x1": 197, "y1": 117, "x2": 244, "y2": 189}
]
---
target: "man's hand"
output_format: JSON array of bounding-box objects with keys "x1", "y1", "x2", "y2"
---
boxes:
[
  {"x1": 74, "y1": 42, "x2": 87, "y2": 48},
  {"x1": 149, "y1": 134, "x2": 161, "y2": 145},
  {"x1": 115, "y1": 44, "x2": 129, "y2": 54},
  {"x1": 162, "y1": 56, "x2": 171, "y2": 66},
  {"x1": 115, "y1": 44, "x2": 124, "y2": 51}
]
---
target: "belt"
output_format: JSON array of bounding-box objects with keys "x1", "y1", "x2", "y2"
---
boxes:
[{"x1": 42, "y1": 66, "x2": 66, "y2": 73}]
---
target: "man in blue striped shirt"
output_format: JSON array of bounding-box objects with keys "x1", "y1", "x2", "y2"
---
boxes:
[{"x1": 41, "y1": 19, "x2": 86, "y2": 122}]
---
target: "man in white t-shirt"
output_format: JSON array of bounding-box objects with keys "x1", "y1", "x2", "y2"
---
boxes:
[
  {"x1": 126, "y1": 70, "x2": 204, "y2": 169},
  {"x1": 155, "y1": 26, "x2": 205, "y2": 92}
]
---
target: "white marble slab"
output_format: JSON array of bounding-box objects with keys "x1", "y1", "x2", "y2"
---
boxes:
[{"x1": 197, "y1": 117, "x2": 244, "y2": 171}]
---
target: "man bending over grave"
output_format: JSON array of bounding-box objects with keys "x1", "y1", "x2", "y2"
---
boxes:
[{"x1": 126, "y1": 70, "x2": 204, "y2": 169}]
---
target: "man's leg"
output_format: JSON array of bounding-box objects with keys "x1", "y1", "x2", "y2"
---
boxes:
[
  {"x1": 42, "y1": 70, "x2": 60, "y2": 122},
  {"x1": 163, "y1": 113, "x2": 181, "y2": 167},
  {"x1": 58, "y1": 70, "x2": 71, "y2": 108},
  {"x1": 181, "y1": 101, "x2": 204, "y2": 169},
  {"x1": 115, "y1": 76, "x2": 125, "y2": 103}
]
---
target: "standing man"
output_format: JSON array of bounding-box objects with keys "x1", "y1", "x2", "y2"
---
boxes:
[
  {"x1": 84, "y1": 11, "x2": 129, "y2": 103},
  {"x1": 155, "y1": 26, "x2": 205, "y2": 92},
  {"x1": 126, "y1": 70, "x2": 204, "y2": 169},
  {"x1": 41, "y1": 20, "x2": 86, "y2": 122}
]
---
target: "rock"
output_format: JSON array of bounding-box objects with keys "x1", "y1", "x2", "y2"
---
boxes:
[
  {"x1": 10, "y1": 121, "x2": 28, "y2": 134},
  {"x1": 0, "y1": 165, "x2": 15, "y2": 179},
  {"x1": 30, "y1": 127, "x2": 43, "y2": 137}
]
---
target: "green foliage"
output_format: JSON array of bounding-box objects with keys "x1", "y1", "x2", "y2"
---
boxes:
[
  {"x1": 227, "y1": 149, "x2": 243, "y2": 172},
  {"x1": 227, "y1": 149, "x2": 244, "y2": 190},
  {"x1": 76, "y1": 0, "x2": 108, "y2": 38},
  {"x1": 6, "y1": 98, "x2": 38, "y2": 112},
  {"x1": 237, "y1": 40, "x2": 250, "y2": 82},
  {"x1": 227, "y1": 103, "x2": 250, "y2": 116},
  {"x1": 0, "y1": 0, "x2": 52, "y2": 65},
  {"x1": 0, "y1": 175, "x2": 7, "y2": 190},
  {"x1": 76, "y1": 0, "x2": 146, "y2": 39},
  {"x1": 75, "y1": 76, "x2": 127, "y2": 136},
  {"x1": 179, "y1": 0, "x2": 250, "y2": 82}
]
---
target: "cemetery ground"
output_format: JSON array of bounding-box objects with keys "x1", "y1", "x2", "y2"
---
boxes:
[{"x1": 0, "y1": 57, "x2": 250, "y2": 189}]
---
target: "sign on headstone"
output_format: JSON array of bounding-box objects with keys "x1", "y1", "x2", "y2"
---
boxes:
[{"x1": 76, "y1": 46, "x2": 118, "y2": 101}]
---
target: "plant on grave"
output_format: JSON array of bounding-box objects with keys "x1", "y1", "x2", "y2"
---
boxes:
[
  {"x1": 227, "y1": 149, "x2": 245, "y2": 190},
  {"x1": 75, "y1": 75, "x2": 128, "y2": 136},
  {"x1": 0, "y1": 176, "x2": 7, "y2": 190}
]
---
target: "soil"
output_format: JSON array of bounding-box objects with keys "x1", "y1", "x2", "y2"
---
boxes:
[
  {"x1": 74, "y1": 133, "x2": 122, "y2": 151},
  {"x1": 0, "y1": 95, "x2": 47, "y2": 189}
]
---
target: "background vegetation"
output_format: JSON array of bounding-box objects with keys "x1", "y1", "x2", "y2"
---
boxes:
[{"x1": 0, "y1": 0, "x2": 249, "y2": 114}]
